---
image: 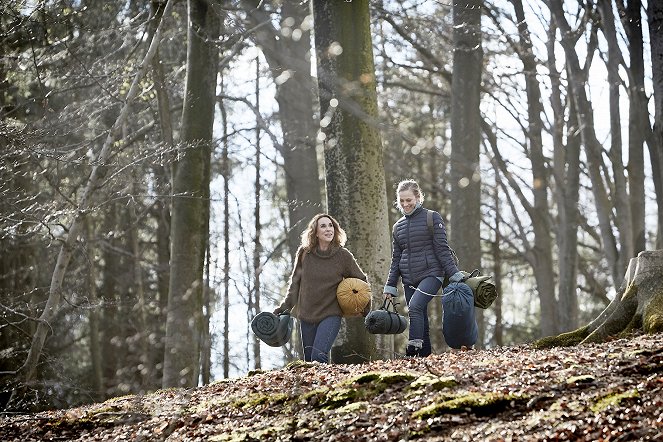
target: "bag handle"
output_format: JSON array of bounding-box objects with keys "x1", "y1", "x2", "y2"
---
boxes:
[
  {"x1": 460, "y1": 269, "x2": 480, "y2": 282},
  {"x1": 381, "y1": 297, "x2": 401, "y2": 312}
]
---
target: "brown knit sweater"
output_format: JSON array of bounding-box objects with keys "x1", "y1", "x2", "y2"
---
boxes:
[{"x1": 274, "y1": 245, "x2": 368, "y2": 323}]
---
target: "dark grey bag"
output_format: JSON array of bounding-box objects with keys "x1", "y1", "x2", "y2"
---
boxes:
[{"x1": 364, "y1": 298, "x2": 408, "y2": 335}]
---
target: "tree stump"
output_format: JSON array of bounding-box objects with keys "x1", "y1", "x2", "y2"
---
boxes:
[{"x1": 536, "y1": 250, "x2": 663, "y2": 348}]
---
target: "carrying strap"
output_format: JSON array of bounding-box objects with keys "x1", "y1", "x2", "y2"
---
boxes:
[
  {"x1": 381, "y1": 297, "x2": 401, "y2": 312},
  {"x1": 381, "y1": 298, "x2": 402, "y2": 332}
]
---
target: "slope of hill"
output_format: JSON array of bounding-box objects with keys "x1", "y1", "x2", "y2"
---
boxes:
[{"x1": 2, "y1": 333, "x2": 662, "y2": 441}]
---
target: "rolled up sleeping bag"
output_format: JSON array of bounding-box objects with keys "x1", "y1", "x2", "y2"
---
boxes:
[
  {"x1": 364, "y1": 299, "x2": 407, "y2": 334},
  {"x1": 442, "y1": 282, "x2": 478, "y2": 349},
  {"x1": 336, "y1": 277, "x2": 371, "y2": 317},
  {"x1": 251, "y1": 311, "x2": 293, "y2": 347}
]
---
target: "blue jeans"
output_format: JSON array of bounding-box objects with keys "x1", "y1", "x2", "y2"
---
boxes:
[
  {"x1": 404, "y1": 276, "x2": 442, "y2": 357},
  {"x1": 300, "y1": 316, "x2": 342, "y2": 363}
]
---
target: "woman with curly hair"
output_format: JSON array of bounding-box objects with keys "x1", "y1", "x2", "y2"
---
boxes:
[{"x1": 274, "y1": 213, "x2": 368, "y2": 363}]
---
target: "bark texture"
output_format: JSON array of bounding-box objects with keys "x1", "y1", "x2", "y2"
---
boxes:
[
  {"x1": 162, "y1": 0, "x2": 219, "y2": 388},
  {"x1": 648, "y1": 0, "x2": 663, "y2": 249},
  {"x1": 536, "y1": 250, "x2": 663, "y2": 348},
  {"x1": 245, "y1": 0, "x2": 323, "y2": 259},
  {"x1": 312, "y1": 0, "x2": 392, "y2": 363},
  {"x1": 450, "y1": 0, "x2": 483, "y2": 278},
  {"x1": 549, "y1": 0, "x2": 623, "y2": 287}
]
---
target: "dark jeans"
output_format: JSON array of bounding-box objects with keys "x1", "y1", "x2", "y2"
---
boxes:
[
  {"x1": 404, "y1": 276, "x2": 442, "y2": 357},
  {"x1": 299, "y1": 315, "x2": 342, "y2": 363}
]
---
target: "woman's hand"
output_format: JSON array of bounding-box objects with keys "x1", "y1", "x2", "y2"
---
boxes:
[{"x1": 383, "y1": 293, "x2": 393, "y2": 300}]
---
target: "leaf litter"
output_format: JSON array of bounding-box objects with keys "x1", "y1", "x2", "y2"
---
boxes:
[{"x1": 1, "y1": 332, "x2": 662, "y2": 441}]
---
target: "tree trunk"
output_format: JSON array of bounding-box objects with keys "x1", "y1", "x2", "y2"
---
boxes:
[
  {"x1": 598, "y1": 0, "x2": 634, "y2": 267},
  {"x1": 491, "y1": 187, "x2": 503, "y2": 347},
  {"x1": 548, "y1": 18, "x2": 581, "y2": 333},
  {"x1": 618, "y1": 0, "x2": 648, "y2": 256},
  {"x1": 536, "y1": 250, "x2": 663, "y2": 348},
  {"x1": 312, "y1": 0, "x2": 392, "y2": 363},
  {"x1": 648, "y1": 1, "x2": 663, "y2": 249},
  {"x1": 218, "y1": 90, "x2": 231, "y2": 378},
  {"x1": 162, "y1": 0, "x2": 219, "y2": 388},
  {"x1": 85, "y1": 218, "x2": 103, "y2": 401},
  {"x1": 450, "y1": 0, "x2": 482, "y2": 273},
  {"x1": 511, "y1": 0, "x2": 558, "y2": 336},
  {"x1": 245, "y1": 0, "x2": 323, "y2": 259},
  {"x1": 252, "y1": 57, "x2": 262, "y2": 370},
  {"x1": 549, "y1": 0, "x2": 622, "y2": 286}
]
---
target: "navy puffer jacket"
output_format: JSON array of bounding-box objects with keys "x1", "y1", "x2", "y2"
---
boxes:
[{"x1": 384, "y1": 206, "x2": 459, "y2": 294}]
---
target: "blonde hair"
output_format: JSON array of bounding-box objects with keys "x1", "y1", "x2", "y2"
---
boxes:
[
  {"x1": 300, "y1": 213, "x2": 347, "y2": 253},
  {"x1": 395, "y1": 179, "x2": 425, "y2": 206}
]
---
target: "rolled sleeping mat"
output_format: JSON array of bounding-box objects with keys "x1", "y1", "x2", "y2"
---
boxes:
[
  {"x1": 464, "y1": 275, "x2": 498, "y2": 309},
  {"x1": 364, "y1": 299, "x2": 407, "y2": 334},
  {"x1": 456, "y1": 270, "x2": 498, "y2": 309},
  {"x1": 251, "y1": 311, "x2": 294, "y2": 347},
  {"x1": 442, "y1": 282, "x2": 478, "y2": 349}
]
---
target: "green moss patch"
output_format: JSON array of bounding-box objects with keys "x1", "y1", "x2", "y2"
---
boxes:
[
  {"x1": 232, "y1": 392, "x2": 289, "y2": 409},
  {"x1": 591, "y1": 389, "x2": 639, "y2": 413},
  {"x1": 320, "y1": 387, "x2": 360, "y2": 409},
  {"x1": 345, "y1": 371, "x2": 416, "y2": 388},
  {"x1": 337, "y1": 401, "x2": 369, "y2": 414},
  {"x1": 643, "y1": 287, "x2": 663, "y2": 333},
  {"x1": 408, "y1": 374, "x2": 457, "y2": 391},
  {"x1": 566, "y1": 375, "x2": 595, "y2": 385},
  {"x1": 412, "y1": 392, "x2": 527, "y2": 419},
  {"x1": 533, "y1": 326, "x2": 590, "y2": 349}
]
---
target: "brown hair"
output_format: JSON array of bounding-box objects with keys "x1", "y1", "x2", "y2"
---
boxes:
[{"x1": 300, "y1": 213, "x2": 347, "y2": 253}]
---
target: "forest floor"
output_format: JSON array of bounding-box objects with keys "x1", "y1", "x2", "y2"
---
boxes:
[{"x1": 1, "y1": 333, "x2": 662, "y2": 441}]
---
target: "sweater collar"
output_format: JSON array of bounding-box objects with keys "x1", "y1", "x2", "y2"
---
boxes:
[{"x1": 313, "y1": 244, "x2": 340, "y2": 258}]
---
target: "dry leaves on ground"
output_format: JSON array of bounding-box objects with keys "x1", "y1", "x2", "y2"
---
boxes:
[{"x1": 1, "y1": 333, "x2": 662, "y2": 441}]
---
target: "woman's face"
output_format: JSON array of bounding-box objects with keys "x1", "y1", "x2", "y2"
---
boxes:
[
  {"x1": 399, "y1": 189, "x2": 419, "y2": 214},
  {"x1": 316, "y1": 217, "x2": 335, "y2": 246}
]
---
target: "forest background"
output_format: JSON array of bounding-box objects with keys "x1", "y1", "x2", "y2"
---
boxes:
[{"x1": 1, "y1": 0, "x2": 662, "y2": 412}]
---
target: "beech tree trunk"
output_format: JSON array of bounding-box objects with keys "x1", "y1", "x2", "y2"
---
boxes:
[
  {"x1": 162, "y1": 0, "x2": 219, "y2": 388},
  {"x1": 618, "y1": 0, "x2": 648, "y2": 256},
  {"x1": 510, "y1": 0, "x2": 558, "y2": 336},
  {"x1": 536, "y1": 250, "x2": 663, "y2": 348},
  {"x1": 648, "y1": 1, "x2": 663, "y2": 249},
  {"x1": 312, "y1": 0, "x2": 392, "y2": 363},
  {"x1": 450, "y1": 0, "x2": 483, "y2": 274},
  {"x1": 549, "y1": 0, "x2": 623, "y2": 287},
  {"x1": 598, "y1": 0, "x2": 634, "y2": 266},
  {"x1": 245, "y1": 0, "x2": 323, "y2": 259}
]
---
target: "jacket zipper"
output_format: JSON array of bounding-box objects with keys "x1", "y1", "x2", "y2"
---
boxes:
[{"x1": 406, "y1": 215, "x2": 412, "y2": 281}]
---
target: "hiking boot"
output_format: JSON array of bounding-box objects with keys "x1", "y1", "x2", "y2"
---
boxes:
[{"x1": 405, "y1": 345, "x2": 420, "y2": 357}]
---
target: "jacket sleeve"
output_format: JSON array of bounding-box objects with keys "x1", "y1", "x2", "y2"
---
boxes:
[
  {"x1": 274, "y1": 247, "x2": 304, "y2": 314},
  {"x1": 431, "y1": 211, "x2": 460, "y2": 277},
  {"x1": 384, "y1": 223, "x2": 402, "y2": 295}
]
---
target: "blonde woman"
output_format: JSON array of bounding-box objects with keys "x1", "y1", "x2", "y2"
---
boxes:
[{"x1": 383, "y1": 179, "x2": 465, "y2": 356}]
